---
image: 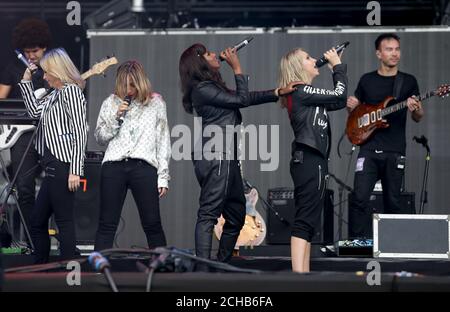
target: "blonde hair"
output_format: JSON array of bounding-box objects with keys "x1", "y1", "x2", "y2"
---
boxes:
[
  {"x1": 114, "y1": 60, "x2": 152, "y2": 105},
  {"x1": 278, "y1": 48, "x2": 312, "y2": 107},
  {"x1": 40, "y1": 48, "x2": 85, "y2": 89}
]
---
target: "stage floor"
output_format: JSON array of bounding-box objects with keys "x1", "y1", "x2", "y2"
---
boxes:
[{"x1": 2, "y1": 249, "x2": 450, "y2": 292}]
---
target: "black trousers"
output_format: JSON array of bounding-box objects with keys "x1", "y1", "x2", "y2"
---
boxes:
[
  {"x1": 290, "y1": 144, "x2": 328, "y2": 242},
  {"x1": 193, "y1": 157, "x2": 246, "y2": 263},
  {"x1": 348, "y1": 150, "x2": 404, "y2": 238},
  {"x1": 32, "y1": 147, "x2": 76, "y2": 263},
  {"x1": 94, "y1": 159, "x2": 166, "y2": 251},
  {"x1": 10, "y1": 132, "x2": 42, "y2": 238}
]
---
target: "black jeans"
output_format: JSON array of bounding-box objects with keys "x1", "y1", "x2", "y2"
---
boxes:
[
  {"x1": 290, "y1": 144, "x2": 328, "y2": 242},
  {"x1": 10, "y1": 132, "x2": 42, "y2": 238},
  {"x1": 32, "y1": 147, "x2": 76, "y2": 263},
  {"x1": 193, "y1": 157, "x2": 246, "y2": 263},
  {"x1": 348, "y1": 150, "x2": 405, "y2": 238},
  {"x1": 94, "y1": 159, "x2": 166, "y2": 251}
]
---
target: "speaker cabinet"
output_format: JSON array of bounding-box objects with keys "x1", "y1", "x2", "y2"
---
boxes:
[
  {"x1": 348, "y1": 191, "x2": 416, "y2": 238},
  {"x1": 74, "y1": 160, "x2": 101, "y2": 244},
  {"x1": 266, "y1": 188, "x2": 334, "y2": 245}
]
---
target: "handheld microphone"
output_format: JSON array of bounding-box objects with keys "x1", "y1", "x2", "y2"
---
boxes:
[
  {"x1": 117, "y1": 95, "x2": 132, "y2": 125},
  {"x1": 88, "y1": 252, "x2": 118, "y2": 292},
  {"x1": 219, "y1": 37, "x2": 254, "y2": 61},
  {"x1": 315, "y1": 41, "x2": 350, "y2": 68},
  {"x1": 35, "y1": 87, "x2": 55, "y2": 100},
  {"x1": 14, "y1": 49, "x2": 37, "y2": 74}
]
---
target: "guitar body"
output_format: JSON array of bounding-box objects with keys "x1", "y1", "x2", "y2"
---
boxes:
[
  {"x1": 214, "y1": 188, "x2": 266, "y2": 249},
  {"x1": 0, "y1": 125, "x2": 35, "y2": 151},
  {"x1": 346, "y1": 96, "x2": 393, "y2": 145}
]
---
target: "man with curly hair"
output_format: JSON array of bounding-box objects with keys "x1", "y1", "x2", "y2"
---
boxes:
[
  {"x1": 0, "y1": 18, "x2": 52, "y2": 246},
  {"x1": 0, "y1": 18, "x2": 51, "y2": 98}
]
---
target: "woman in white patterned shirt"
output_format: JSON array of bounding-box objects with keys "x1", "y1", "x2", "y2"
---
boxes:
[
  {"x1": 94, "y1": 60, "x2": 170, "y2": 251},
  {"x1": 20, "y1": 48, "x2": 88, "y2": 263}
]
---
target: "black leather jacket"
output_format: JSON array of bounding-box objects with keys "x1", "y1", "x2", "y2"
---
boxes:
[
  {"x1": 288, "y1": 64, "x2": 348, "y2": 158},
  {"x1": 191, "y1": 74, "x2": 278, "y2": 156}
]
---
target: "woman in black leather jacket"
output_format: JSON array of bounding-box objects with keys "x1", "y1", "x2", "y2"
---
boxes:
[
  {"x1": 179, "y1": 43, "x2": 297, "y2": 265},
  {"x1": 278, "y1": 48, "x2": 347, "y2": 272}
]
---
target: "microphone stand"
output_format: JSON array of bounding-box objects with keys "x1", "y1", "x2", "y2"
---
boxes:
[
  {"x1": 416, "y1": 139, "x2": 431, "y2": 214},
  {"x1": 328, "y1": 173, "x2": 353, "y2": 243},
  {"x1": 0, "y1": 117, "x2": 41, "y2": 251}
]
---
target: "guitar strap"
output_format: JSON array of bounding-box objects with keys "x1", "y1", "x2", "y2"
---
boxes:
[{"x1": 393, "y1": 71, "x2": 405, "y2": 100}]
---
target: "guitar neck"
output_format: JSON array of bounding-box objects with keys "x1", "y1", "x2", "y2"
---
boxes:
[
  {"x1": 80, "y1": 70, "x2": 93, "y2": 81},
  {"x1": 381, "y1": 91, "x2": 434, "y2": 117}
]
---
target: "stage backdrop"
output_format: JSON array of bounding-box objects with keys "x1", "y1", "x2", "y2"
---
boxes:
[{"x1": 86, "y1": 27, "x2": 450, "y2": 249}]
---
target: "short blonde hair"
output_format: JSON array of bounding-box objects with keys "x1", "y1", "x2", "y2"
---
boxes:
[
  {"x1": 114, "y1": 60, "x2": 152, "y2": 105},
  {"x1": 278, "y1": 48, "x2": 312, "y2": 107},
  {"x1": 40, "y1": 48, "x2": 84, "y2": 89}
]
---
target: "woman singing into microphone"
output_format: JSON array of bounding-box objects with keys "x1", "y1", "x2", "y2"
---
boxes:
[
  {"x1": 278, "y1": 48, "x2": 347, "y2": 272},
  {"x1": 94, "y1": 60, "x2": 170, "y2": 251},
  {"x1": 179, "y1": 43, "x2": 297, "y2": 265},
  {"x1": 19, "y1": 48, "x2": 88, "y2": 263}
]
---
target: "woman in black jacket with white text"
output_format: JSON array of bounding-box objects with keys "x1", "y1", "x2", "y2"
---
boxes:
[
  {"x1": 179, "y1": 43, "x2": 297, "y2": 265},
  {"x1": 278, "y1": 48, "x2": 347, "y2": 272}
]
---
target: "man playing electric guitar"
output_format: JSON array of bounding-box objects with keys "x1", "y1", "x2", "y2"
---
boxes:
[
  {"x1": 0, "y1": 18, "x2": 51, "y2": 243},
  {"x1": 346, "y1": 33, "x2": 424, "y2": 239}
]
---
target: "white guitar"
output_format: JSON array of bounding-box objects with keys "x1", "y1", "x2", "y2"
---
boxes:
[{"x1": 0, "y1": 57, "x2": 118, "y2": 151}]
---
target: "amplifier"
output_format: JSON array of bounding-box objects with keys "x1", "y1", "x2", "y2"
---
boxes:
[
  {"x1": 348, "y1": 192, "x2": 415, "y2": 238},
  {"x1": 75, "y1": 154, "x2": 104, "y2": 244},
  {"x1": 267, "y1": 187, "x2": 334, "y2": 245},
  {"x1": 85, "y1": 151, "x2": 104, "y2": 163}
]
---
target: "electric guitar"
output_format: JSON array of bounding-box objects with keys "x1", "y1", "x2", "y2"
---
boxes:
[
  {"x1": 214, "y1": 185, "x2": 267, "y2": 249},
  {"x1": 346, "y1": 84, "x2": 450, "y2": 145},
  {"x1": 0, "y1": 57, "x2": 118, "y2": 151}
]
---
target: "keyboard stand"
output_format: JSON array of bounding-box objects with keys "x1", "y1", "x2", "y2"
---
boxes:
[{"x1": 0, "y1": 118, "x2": 42, "y2": 251}]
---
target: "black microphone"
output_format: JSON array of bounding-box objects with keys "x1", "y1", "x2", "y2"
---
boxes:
[
  {"x1": 14, "y1": 49, "x2": 37, "y2": 74},
  {"x1": 414, "y1": 135, "x2": 428, "y2": 148},
  {"x1": 413, "y1": 135, "x2": 430, "y2": 153},
  {"x1": 88, "y1": 252, "x2": 118, "y2": 292},
  {"x1": 219, "y1": 37, "x2": 254, "y2": 61},
  {"x1": 413, "y1": 135, "x2": 427, "y2": 145},
  {"x1": 117, "y1": 95, "x2": 131, "y2": 125},
  {"x1": 315, "y1": 41, "x2": 350, "y2": 68}
]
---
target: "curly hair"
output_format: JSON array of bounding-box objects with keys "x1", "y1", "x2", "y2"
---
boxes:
[{"x1": 12, "y1": 18, "x2": 52, "y2": 50}]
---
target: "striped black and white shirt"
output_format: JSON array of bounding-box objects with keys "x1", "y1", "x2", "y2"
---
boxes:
[{"x1": 19, "y1": 80, "x2": 88, "y2": 176}]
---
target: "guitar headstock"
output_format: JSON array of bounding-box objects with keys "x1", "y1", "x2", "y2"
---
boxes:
[
  {"x1": 245, "y1": 188, "x2": 259, "y2": 206},
  {"x1": 89, "y1": 56, "x2": 118, "y2": 76},
  {"x1": 435, "y1": 84, "x2": 450, "y2": 98}
]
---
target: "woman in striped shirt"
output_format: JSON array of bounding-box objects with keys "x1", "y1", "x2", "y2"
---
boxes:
[
  {"x1": 20, "y1": 48, "x2": 88, "y2": 263},
  {"x1": 94, "y1": 60, "x2": 170, "y2": 251}
]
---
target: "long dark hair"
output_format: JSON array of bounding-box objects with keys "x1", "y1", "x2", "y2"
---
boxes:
[{"x1": 179, "y1": 43, "x2": 226, "y2": 114}]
